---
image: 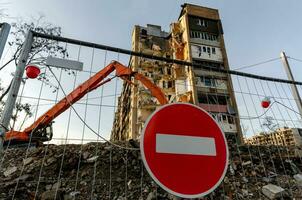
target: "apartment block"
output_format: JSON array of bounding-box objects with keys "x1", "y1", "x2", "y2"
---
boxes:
[
  {"x1": 111, "y1": 4, "x2": 242, "y2": 143},
  {"x1": 245, "y1": 127, "x2": 302, "y2": 147}
]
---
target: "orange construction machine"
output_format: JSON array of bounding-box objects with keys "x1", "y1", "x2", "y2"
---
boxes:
[{"x1": 4, "y1": 61, "x2": 168, "y2": 146}]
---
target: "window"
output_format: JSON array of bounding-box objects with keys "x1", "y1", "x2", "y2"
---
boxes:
[
  {"x1": 166, "y1": 67, "x2": 172, "y2": 75},
  {"x1": 228, "y1": 116, "x2": 234, "y2": 124},
  {"x1": 159, "y1": 67, "x2": 163, "y2": 74},
  {"x1": 204, "y1": 77, "x2": 216, "y2": 87},
  {"x1": 197, "y1": 19, "x2": 208, "y2": 27},
  {"x1": 197, "y1": 93, "x2": 228, "y2": 104},
  {"x1": 163, "y1": 81, "x2": 174, "y2": 89},
  {"x1": 207, "y1": 47, "x2": 211, "y2": 54},
  {"x1": 190, "y1": 31, "x2": 219, "y2": 41},
  {"x1": 197, "y1": 46, "x2": 202, "y2": 56},
  {"x1": 203, "y1": 46, "x2": 206, "y2": 52},
  {"x1": 204, "y1": 78, "x2": 212, "y2": 86},
  {"x1": 212, "y1": 47, "x2": 216, "y2": 54},
  {"x1": 141, "y1": 29, "x2": 147, "y2": 36}
]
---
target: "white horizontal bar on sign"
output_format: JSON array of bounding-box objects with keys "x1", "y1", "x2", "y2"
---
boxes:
[
  {"x1": 156, "y1": 133, "x2": 216, "y2": 156},
  {"x1": 46, "y1": 56, "x2": 83, "y2": 71}
]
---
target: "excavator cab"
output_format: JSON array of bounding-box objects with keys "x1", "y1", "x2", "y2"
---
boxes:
[
  {"x1": 4, "y1": 122, "x2": 53, "y2": 147},
  {"x1": 32, "y1": 123, "x2": 53, "y2": 142}
]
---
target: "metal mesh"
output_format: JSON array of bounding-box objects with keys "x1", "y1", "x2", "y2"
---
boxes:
[{"x1": 0, "y1": 33, "x2": 301, "y2": 199}]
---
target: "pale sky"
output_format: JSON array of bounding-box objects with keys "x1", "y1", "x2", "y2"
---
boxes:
[{"x1": 1, "y1": 0, "x2": 302, "y2": 142}]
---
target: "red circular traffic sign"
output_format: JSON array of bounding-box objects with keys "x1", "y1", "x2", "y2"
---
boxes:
[{"x1": 140, "y1": 103, "x2": 228, "y2": 198}]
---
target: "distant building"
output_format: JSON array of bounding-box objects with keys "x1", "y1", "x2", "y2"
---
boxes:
[
  {"x1": 245, "y1": 127, "x2": 302, "y2": 147},
  {"x1": 111, "y1": 4, "x2": 242, "y2": 143}
]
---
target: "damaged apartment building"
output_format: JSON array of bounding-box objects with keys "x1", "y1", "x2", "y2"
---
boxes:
[
  {"x1": 245, "y1": 127, "x2": 302, "y2": 147},
  {"x1": 245, "y1": 127, "x2": 302, "y2": 156},
  {"x1": 111, "y1": 3, "x2": 243, "y2": 142}
]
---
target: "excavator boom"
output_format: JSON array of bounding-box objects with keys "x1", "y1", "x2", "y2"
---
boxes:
[{"x1": 4, "y1": 61, "x2": 168, "y2": 144}]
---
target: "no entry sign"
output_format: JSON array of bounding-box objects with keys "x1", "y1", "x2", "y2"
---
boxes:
[{"x1": 140, "y1": 103, "x2": 228, "y2": 198}]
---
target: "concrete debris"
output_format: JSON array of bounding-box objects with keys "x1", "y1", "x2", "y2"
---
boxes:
[
  {"x1": 242, "y1": 160, "x2": 252, "y2": 166},
  {"x1": 0, "y1": 142, "x2": 301, "y2": 199},
  {"x1": 3, "y1": 166, "x2": 17, "y2": 177},
  {"x1": 262, "y1": 184, "x2": 286, "y2": 199},
  {"x1": 294, "y1": 174, "x2": 302, "y2": 186},
  {"x1": 85, "y1": 155, "x2": 98, "y2": 163},
  {"x1": 23, "y1": 157, "x2": 33, "y2": 166},
  {"x1": 41, "y1": 189, "x2": 63, "y2": 200}
]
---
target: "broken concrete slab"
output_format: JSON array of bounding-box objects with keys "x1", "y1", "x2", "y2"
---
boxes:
[
  {"x1": 41, "y1": 189, "x2": 63, "y2": 200},
  {"x1": 262, "y1": 184, "x2": 286, "y2": 199},
  {"x1": 85, "y1": 155, "x2": 98, "y2": 163},
  {"x1": 3, "y1": 166, "x2": 17, "y2": 177},
  {"x1": 23, "y1": 157, "x2": 33, "y2": 166},
  {"x1": 294, "y1": 174, "x2": 302, "y2": 186}
]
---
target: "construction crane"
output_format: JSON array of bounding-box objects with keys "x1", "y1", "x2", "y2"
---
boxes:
[{"x1": 4, "y1": 61, "x2": 168, "y2": 146}]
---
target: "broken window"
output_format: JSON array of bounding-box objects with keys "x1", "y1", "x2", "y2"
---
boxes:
[
  {"x1": 195, "y1": 46, "x2": 202, "y2": 57},
  {"x1": 197, "y1": 93, "x2": 228, "y2": 105},
  {"x1": 204, "y1": 78, "x2": 212, "y2": 87},
  {"x1": 193, "y1": 60, "x2": 224, "y2": 69},
  {"x1": 159, "y1": 67, "x2": 164, "y2": 74},
  {"x1": 228, "y1": 116, "x2": 235, "y2": 124},
  {"x1": 197, "y1": 19, "x2": 208, "y2": 27},
  {"x1": 203, "y1": 77, "x2": 216, "y2": 87},
  {"x1": 141, "y1": 29, "x2": 147, "y2": 37},
  {"x1": 162, "y1": 81, "x2": 170, "y2": 89},
  {"x1": 212, "y1": 47, "x2": 216, "y2": 54},
  {"x1": 207, "y1": 47, "x2": 211, "y2": 54},
  {"x1": 166, "y1": 67, "x2": 172, "y2": 75}
]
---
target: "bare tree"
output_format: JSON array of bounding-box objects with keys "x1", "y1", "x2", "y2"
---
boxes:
[
  {"x1": 0, "y1": 16, "x2": 68, "y2": 129},
  {"x1": 261, "y1": 116, "x2": 278, "y2": 132}
]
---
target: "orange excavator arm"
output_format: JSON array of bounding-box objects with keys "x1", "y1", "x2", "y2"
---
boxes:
[{"x1": 5, "y1": 61, "x2": 168, "y2": 144}]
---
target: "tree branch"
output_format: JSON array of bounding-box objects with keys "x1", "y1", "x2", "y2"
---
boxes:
[
  {"x1": 0, "y1": 57, "x2": 15, "y2": 71},
  {"x1": 0, "y1": 78, "x2": 12, "y2": 102}
]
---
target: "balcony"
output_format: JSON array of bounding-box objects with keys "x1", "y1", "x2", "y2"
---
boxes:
[
  {"x1": 199, "y1": 103, "x2": 227, "y2": 113},
  {"x1": 210, "y1": 113, "x2": 237, "y2": 133}
]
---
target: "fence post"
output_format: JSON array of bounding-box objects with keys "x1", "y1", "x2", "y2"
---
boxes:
[
  {"x1": 280, "y1": 51, "x2": 302, "y2": 118},
  {"x1": 0, "y1": 23, "x2": 11, "y2": 61},
  {"x1": 0, "y1": 31, "x2": 33, "y2": 153}
]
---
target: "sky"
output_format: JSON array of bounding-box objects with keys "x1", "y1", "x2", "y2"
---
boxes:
[{"x1": 1, "y1": 0, "x2": 302, "y2": 142}]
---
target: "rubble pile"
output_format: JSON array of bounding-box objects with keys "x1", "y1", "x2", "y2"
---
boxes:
[{"x1": 0, "y1": 141, "x2": 301, "y2": 199}]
